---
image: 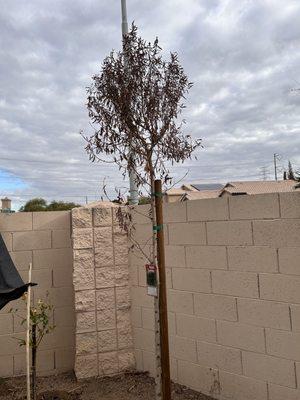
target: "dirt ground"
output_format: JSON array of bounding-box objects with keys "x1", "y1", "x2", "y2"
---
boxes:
[{"x1": 0, "y1": 371, "x2": 217, "y2": 400}]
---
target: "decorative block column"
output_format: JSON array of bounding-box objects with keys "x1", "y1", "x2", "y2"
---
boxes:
[{"x1": 71, "y1": 203, "x2": 135, "y2": 379}]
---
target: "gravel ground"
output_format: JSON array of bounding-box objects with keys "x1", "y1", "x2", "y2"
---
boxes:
[{"x1": 0, "y1": 372, "x2": 217, "y2": 400}]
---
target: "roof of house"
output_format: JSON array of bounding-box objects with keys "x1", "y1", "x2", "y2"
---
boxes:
[
  {"x1": 181, "y1": 190, "x2": 221, "y2": 201},
  {"x1": 220, "y1": 180, "x2": 300, "y2": 196}
]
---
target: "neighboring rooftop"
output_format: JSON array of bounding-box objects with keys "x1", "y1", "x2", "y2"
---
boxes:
[
  {"x1": 220, "y1": 180, "x2": 300, "y2": 197},
  {"x1": 165, "y1": 180, "x2": 300, "y2": 202}
]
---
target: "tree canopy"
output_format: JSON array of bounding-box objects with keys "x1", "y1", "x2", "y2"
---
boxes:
[
  {"x1": 83, "y1": 24, "x2": 201, "y2": 191},
  {"x1": 20, "y1": 198, "x2": 81, "y2": 212}
]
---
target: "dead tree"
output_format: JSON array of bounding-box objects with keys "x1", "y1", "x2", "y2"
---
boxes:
[{"x1": 83, "y1": 24, "x2": 201, "y2": 399}]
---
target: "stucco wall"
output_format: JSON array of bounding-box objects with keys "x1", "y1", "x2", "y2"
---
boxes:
[
  {"x1": 0, "y1": 211, "x2": 75, "y2": 377},
  {"x1": 130, "y1": 192, "x2": 300, "y2": 400}
]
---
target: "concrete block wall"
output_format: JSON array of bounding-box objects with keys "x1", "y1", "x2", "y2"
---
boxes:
[
  {"x1": 72, "y1": 205, "x2": 135, "y2": 379},
  {"x1": 0, "y1": 211, "x2": 75, "y2": 378},
  {"x1": 130, "y1": 192, "x2": 300, "y2": 400}
]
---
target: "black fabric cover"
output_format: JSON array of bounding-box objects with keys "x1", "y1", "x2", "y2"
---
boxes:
[{"x1": 0, "y1": 233, "x2": 36, "y2": 310}]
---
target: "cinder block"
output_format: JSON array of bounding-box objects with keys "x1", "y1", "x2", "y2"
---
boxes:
[
  {"x1": 116, "y1": 286, "x2": 131, "y2": 310},
  {"x1": 266, "y1": 328, "x2": 300, "y2": 361},
  {"x1": 219, "y1": 371, "x2": 268, "y2": 400},
  {"x1": 129, "y1": 265, "x2": 138, "y2": 286},
  {"x1": 229, "y1": 193, "x2": 279, "y2": 220},
  {"x1": 74, "y1": 267, "x2": 95, "y2": 291},
  {"x1": 9, "y1": 250, "x2": 32, "y2": 271},
  {"x1": 72, "y1": 228, "x2": 93, "y2": 250},
  {"x1": 169, "y1": 335, "x2": 197, "y2": 363},
  {"x1": 278, "y1": 247, "x2": 300, "y2": 275},
  {"x1": 97, "y1": 308, "x2": 116, "y2": 331},
  {"x1": 0, "y1": 355, "x2": 13, "y2": 377},
  {"x1": 0, "y1": 314, "x2": 13, "y2": 335},
  {"x1": 165, "y1": 245, "x2": 186, "y2": 268},
  {"x1": 177, "y1": 360, "x2": 219, "y2": 396},
  {"x1": 0, "y1": 334, "x2": 25, "y2": 356},
  {"x1": 1, "y1": 232, "x2": 12, "y2": 251},
  {"x1": 34, "y1": 286, "x2": 74, "y2": 308},
  {"x1": 260, "y1": 273, "x2": 300, "y2": 304},
  {"x1": 54, "y1": 306, "x2": 75, "y2": 328},
  {"x1": 93, "y1": 206, "x2": 113, "y2": 227},
  {"x1": 33, "y1": 211, "x2": 70, "y2": 230},
  {"x1": 141, "y1": 307, "x2": 154, "y2": 330},
  {"x1": 133, "y1": 328, "x2": 155, "y2": 351},
  {"x1": 291, "y1": 305, "x2": 300, "y2": 331},
  {"x1": 98, "y1": 329, "x2": 117, "y2": 352},
  {"x1": 96, "y1": 288, "x2": 115, "y2": 311},
  {"x1": 134, "y1": 349, "x2": 143, "y2": 370},
  {"x1": 95, "y1": 267, "x2": 115, "y2": 289},
  {"x1": 197, "y1": 341, "x2": 242, "y2": 374},
  {"x1": 242, "y1": 351, "x2": 296, "y2": 387},
  {"x1": 25, "y1": 268, "x2": 52, "y2": 288},
  {"x1": 172, "y1": 268, "x2": 211, "y2": 293},
  {"x1": 194, "y1": 293, "x2": 237, "y2": 321},
  {"x1": 253, "y1": 219, "x2": 300, "y2": 247},
  {"x1": 176, "y1": 314, "x2": 216, "y2": 342},
  {"x1": 280, "y1": 192, "x2": 300, "y2": 218},
  {"x1": 217, "y1": 321, "x2": 265, "y2": 353},
  {"x1": 186, "y1": 245, "x2": 227, "y2": 269},
  {"x1": 95, "y1": 245, "x2": 114, "y2": 267},
  {"x1": 228, "y1": 246, "x2": 277, "y2": 272},
  {"x1": 13, "y1": 230, "x2": 51, "y2": 251},
  {"x1": 237, "y1": 298, "x2": 290, "y2": 330},
  {"x1": 130, "y1": 204, "x2": 151, "y2": 225},
  {"x1": 130, "y1": 224, "x2": 152, "y2": 245},
  {"x1": 212, "y1": 270, "x2": 259, "y2": 298},
  {"x1": 33, "y1": 248, "x2": 72, "y2": 269},
  {"x1": 131, "y1": 306, "x2": 142, "y2": 328},
  {"x1": 72, "y1": 207, "x2": 92, "y2": 228},
  {"x1": 163, "y1": 202, "x2": 187, "y2": 223},
  {"x1": 118, "y1": 350, "x2": 135, "y2": 372},
  {"x1": 115, "y1": 264, "x2": 129, "y2": 287},
  {"x1": 52, "y1": 266, "x2": 73, "y2": 288},
  {"x1": 75, "y1": 289, "x2": 95, "y2": 312},
  {"x1": 131, "y1": 286, "x2": 154, "y2": 309},
  {"x1": 269, "y1": 384, "x2": 300, "y2": 400},
  {"x1": 0, "y1": 212, "x2": 32, "y2": 231},
  {"x1": 168, "y1": 222, "x2": 206, "y2": 245},
  {"x1": 168, "y1": 290, "x2": 193, "y2": 314},
  {"x1": 142, "y1": 350, "x2": 155, "y2": 377},
  {"x1": 207, "y1": 221, "x2": 252, "y2": 245},
  {"x1": 99, "y1": 351, "x2": 119, "y2": 376},
  {"x1": 52, "y1": 229, "x2": 71, "y2": 249},
  {"x1": 187, "y1": 197, "x2": 229, "y2": 221},
  {"x1": 39, "y1": 327, "x2": 75, "y2": 351},
  {"x1": 14, "y1": 350, "x2": 55, "y2": 376},
  {"x1": 76, "y1": 311, "x2": 96, "y2": 333},
  {"x1": 75, "y1": 354, "x2": 98, "y2": 378},
  {"x1": 55, "y1": 347, "x2": 75, "y2": 371}
]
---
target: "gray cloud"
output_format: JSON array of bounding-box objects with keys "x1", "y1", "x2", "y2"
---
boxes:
[{"x1": 0, "y1": 0, "x2": 300, "y2": 209}]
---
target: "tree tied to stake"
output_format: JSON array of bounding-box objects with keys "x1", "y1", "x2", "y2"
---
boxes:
[{"x1": 83, "y1": 24, "x2": 202, "y2": 400}]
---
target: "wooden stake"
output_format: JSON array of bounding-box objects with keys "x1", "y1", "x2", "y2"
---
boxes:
[
  {"x1": 154, "y1": 179, "x2": 171, "y2": 400},
  {"x1": 26, "y1": 263, "x2": 32, "y2": 400}
]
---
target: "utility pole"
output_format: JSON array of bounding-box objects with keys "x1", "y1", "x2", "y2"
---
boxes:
[
  {"x1": 273, "y1": 153, "x2": 279, "y2": 181},
  {"x1": 121, "y1": 0, "x2": 139, "y2": 205}
]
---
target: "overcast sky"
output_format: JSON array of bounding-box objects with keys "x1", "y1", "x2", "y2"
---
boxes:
[{"x1": 1, "y1": 0, "x2": 300, "y2": 209}]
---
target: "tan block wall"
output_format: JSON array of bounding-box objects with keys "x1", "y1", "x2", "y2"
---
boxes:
[
  {"x1": 130, "y1": 193, "x2": 300, "y2": 399},
  {"x1": 0, "y1": 211, "x2": 75, "y2": 378},
  {"x1": 72, "y1": 205, "x2": 135, "y2": 379}
]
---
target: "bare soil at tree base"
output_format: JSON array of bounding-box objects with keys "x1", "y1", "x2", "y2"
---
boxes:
[{"x1": 0, "y1": 371, "x2": 217, "y2": 400}]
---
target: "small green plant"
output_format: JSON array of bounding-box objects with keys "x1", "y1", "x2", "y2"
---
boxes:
[{"x1": 10, "y1": 294, "x2": 55, "y2": 400}]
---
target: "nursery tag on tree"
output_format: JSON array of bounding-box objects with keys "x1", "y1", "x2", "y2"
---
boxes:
[{"x1": 146, "y1": 264, "x2": 158, "y2": 296}]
